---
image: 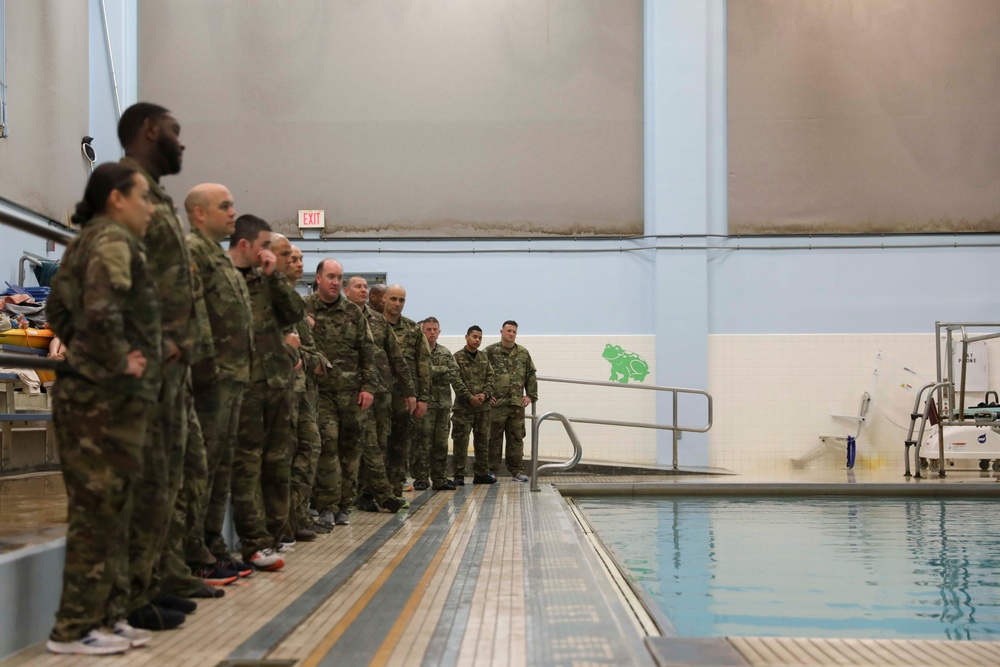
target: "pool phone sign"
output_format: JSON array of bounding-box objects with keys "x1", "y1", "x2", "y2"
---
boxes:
[{"x1": 298, "y1": 210, "x2": 325, "y2": 229}]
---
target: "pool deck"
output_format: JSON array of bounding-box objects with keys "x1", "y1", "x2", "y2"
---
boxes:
[{"x1": 2, "y1": 467, "x2": 1000, "y2": 666}]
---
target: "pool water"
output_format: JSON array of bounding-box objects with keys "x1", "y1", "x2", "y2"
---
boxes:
[{"x1": 576, "y1": 496, "x2": 1000, "y2": 640}]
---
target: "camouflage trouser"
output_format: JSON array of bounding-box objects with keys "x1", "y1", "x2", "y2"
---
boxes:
[
  {"x1": 195, "y1": 378, "x2": 245, "y2": 562},
  {"x1": 50, "y1": 376, "x2": 149, "y2": 642},
  {"x1": 232, "y1": 379, "x2": 295, "y2": 559},
  {"x1": 387, "y1": 393, "x2": 414, "y2": 495},
  {"x1": 451, "y1": 409, "x2": 491, "y2": 477},
  {"x1": 489, "y1": 403, "x2": 527, "y2": 476},
  {"x1": 358, "y1": 393, "x2": 395, "y2": 504},
  {"x1": 160, "y1": 384, "x2": 207, "y2": 596},
  {"x1": 315, "y1": 390, "x2": 366, "y2": 514},
  {"x1": 289, "y1": 384, "x2": 321, "y2": 532},
  {"x1": 415, "y1": 404, "x2": 452, "y2": 487},
  {"x1": 128, "y1": 360, "x2": 188, "y2": 613}
]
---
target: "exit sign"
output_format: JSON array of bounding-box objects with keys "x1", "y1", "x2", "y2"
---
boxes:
[{"x1": 298, "y1": 210, "x2": 325, "y2": 229}]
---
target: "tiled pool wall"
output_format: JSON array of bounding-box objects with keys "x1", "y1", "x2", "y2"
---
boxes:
[
  {"x1": 709, "y1": 333, "x2": 1000, "y2": 473},
  {"x1": 441, "y1": 333, "x2": 999, "y2": 473}
]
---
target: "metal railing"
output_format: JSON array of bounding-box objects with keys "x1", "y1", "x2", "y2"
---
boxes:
[{"x1": 528, "y1": 375, "x2": 713, "y2": 491}]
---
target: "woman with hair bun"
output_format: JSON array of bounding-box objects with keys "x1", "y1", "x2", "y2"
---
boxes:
[{"x1": 44, "y1": 162, "x2": 162, "y2": 655}]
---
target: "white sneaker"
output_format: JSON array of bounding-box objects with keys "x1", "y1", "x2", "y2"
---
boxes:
[
  {"x1": 46, "y1": 629, "x2": 131, "y2": 655},
  {"x1": 113, "y1": 620, "x2": 153, "y2": 647},
  {"x1": 249, "y1": 548, "x2": 285, "y2": 571}
]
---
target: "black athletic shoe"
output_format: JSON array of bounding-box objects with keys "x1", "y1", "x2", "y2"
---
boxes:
[
  {"x1": 357, "y1": 495, "x2": 380, "y2": 512},
  {"x1": 381, "y1": 496, "x2": 408, "y2": 513},
  {"x1": 413, "y1": 479, "x2": 430, "y2": 490},
  {"x1": 452, "y1": 476, "x2": 465, "y2": 486},
  {"x1": 295, "y1": 528, "x2": 317, "y2": 541},
  {"x1": 472, "y1": 474, "x2": 497, "y2": 485},
  {"x1": 432, "y1": 480, "x2": 457, "y2": 491},
  {"x1": 189, "y1": 583, "x2": 225, "y2": 599},
  {"x1": 152, "y1": 592, "x2": 197, "y2": 615},
  {"x1": 127, "y1": 604, "x2": 186, "y2": 631}
]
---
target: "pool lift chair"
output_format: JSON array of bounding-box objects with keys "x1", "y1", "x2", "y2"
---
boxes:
[
  {"x1": 791, "y1": 392, "x2": 869, "y2": 469},
  {"x1": 905, "y1": 322, "x2": 1000, "y2": 477}
]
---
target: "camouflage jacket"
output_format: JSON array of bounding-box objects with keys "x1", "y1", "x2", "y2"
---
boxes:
[
  {"x1": 291, "y1": 294, "x2": 330, "y2": 394},
  {"x1": 305, "y1": 293, "x2": 378, "y2": 395},
  {"x1": 121, "y1": 158, "x2": 197, "y2": 363},
  {"x1": 242, "y1": 267, "x2": 305, "y2": 389},
  {"x1": 387, "y1": 315, "x2": 431, "y2": 403},
  {"x1": 186, "y1": 227, "x2": 253, "y2": 383},
  {"x1": 363, "y1": 304, "x2": 414, "y2": 397},
  {"x1": 452, "y1": 347, "x2": 495, "y2": 414},
  {"x1": 426, "y1": 343, "x2": 471, "y2": 408},
  {"x1": 485, "y1": 342, "x2": 538, "y2": 406},
  {"x1": 47, "y1": 217, "x2": 161, "y2": 400}
]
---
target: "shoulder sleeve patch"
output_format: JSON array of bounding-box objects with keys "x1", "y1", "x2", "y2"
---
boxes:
[{"x1": 93, "y1": 238, "x2": 134, "y2": 291}]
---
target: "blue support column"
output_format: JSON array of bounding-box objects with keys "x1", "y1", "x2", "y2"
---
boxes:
[{"x1": 645, "y1": 0, "x2": 724, "y2": 466}]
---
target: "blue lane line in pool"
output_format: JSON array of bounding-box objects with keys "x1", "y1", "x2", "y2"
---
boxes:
[
  {"x1": 226, "y1": 490, "x2": 435, "y2": 660},
  {"x1": 420, "y1": 486, "x2": 499, "y2": 667}
]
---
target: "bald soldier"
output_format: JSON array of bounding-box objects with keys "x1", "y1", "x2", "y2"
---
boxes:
[
  {"x1": 368, "y1": 283, "x2": 387, "y2": 314},
  {"x1": 306, "y1": 260, "x2": 379, "y2": 527},
  {"x1": 344, "y1": 276, "x2": 410, "y2": 513},
  {"x1": 180, "y1": 183, "x2": 254, "y2": 587},
  {"x1": 382, "y1": 285, "x2": 431, "y2": 496}
]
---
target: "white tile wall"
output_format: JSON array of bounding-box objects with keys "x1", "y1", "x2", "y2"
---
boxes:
[
  {"x1": 438, "y1": 335, "x2": 657, "y2": 465},
  {"x1": 706, "y1": 333, "x2": 1000, "y2": 472}
]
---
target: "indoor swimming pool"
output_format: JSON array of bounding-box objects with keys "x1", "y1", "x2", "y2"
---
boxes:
[{"x1": 576, "y1": 496, "x2": 1000, "y2": 641}]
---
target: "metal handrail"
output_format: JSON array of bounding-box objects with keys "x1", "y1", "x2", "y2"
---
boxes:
[
  {"x1": 0, "y1": 200, "x2": 74, "y2": 245},
  {"x1": 528, "y1": 375, "x2": 713, "y2": 491},
  {"x1": 529, "y1": 411, "x2": 582, "y2": 492}
]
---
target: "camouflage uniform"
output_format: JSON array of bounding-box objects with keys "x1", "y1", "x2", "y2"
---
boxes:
[
  {"x1": 289, "y1": 298, "x2": 329, "y2": 533},
  {"x1": 305, "y1": 293, "x2": 378, "y2": 515},
  {"x1": 452, "y1": 348, "x2": 495, "y2": 478},
  {"x1": 486, "y1": 342, "x2": 538, "y2": 476},
  {"x1": 46, "y1": 216, "x2": 161, "y2": 641},
  {"x1": 232, "y1": 268, "x2": 304, "y2": 559},
  {"x1": 414, "y1": 343, "x2": 470, "y2": 487},
  {"x1": 387, "y1": 316, "x2": 430, "y2": 494},
  {"x1": 161, "y1": 381, "x2": 207, "y2": 595},
  {"x1": 359, "y1": 304, "x2": 413, "y2": 505},
  {"x1": 120, "y1": 159, "x2": 200, "y2": 613},
  {"x1": 185, "y1": 227, "x2": 253, "y2": 564}
]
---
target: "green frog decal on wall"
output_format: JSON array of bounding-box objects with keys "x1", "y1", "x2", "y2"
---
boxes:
[{"x1": 602, "y1": 344, "x2": 649, "y2": 384}]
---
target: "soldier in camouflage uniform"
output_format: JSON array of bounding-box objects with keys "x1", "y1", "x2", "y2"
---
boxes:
[
  {"x1": 368, "y1": 283, "x2": 387, "y2": 314},
  {"x1": 229, "y1": 216, "x2": 304, "y2": 570},
  {"x1": 183, "y1": 183, "x2": 255, "y2": 579},
  {"x1": 414, "y1": 317, "x2": 471, "y2": 490},
  {"x1": 306, "y1": 260, "x2": 379, "y2": 526},
  {"x1": 273, "y1": 238, "x2": 332, "y2": 539},
  {"x1": 452, "y1": 326, "x2": 496, "y2": 484},
  {"x1": 344, "y1": 276, "x2": 410, "y2": 513},
  {"x1": 46, "y1": 163, "x2": 161, "y2": 654},
  {"x1": 382, "y1": 285, "x2": 431, "y2": 495},
  {"x1": 486, "y1": 320, "x2": 538, "y2": 481},
  {"x1": 117, "y1": 104, "x2": 203, "y2": 629}
]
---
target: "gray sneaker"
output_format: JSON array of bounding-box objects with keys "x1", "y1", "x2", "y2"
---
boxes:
[
  {"x1": 334, "y1": 511, "x2": 350, "y2": 525},
  {"x1": 512, "y1": 473, "x2": 529, "y2": 483},
  {"x1": 316, "y1": 510, "x2": 336, "y2": 526}
]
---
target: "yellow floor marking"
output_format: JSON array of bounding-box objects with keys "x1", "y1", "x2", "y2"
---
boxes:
[
  {"x1": 370, "y1": 489, "x2": 480, "y2": 666},
  {"x1": 299, "y1": 494, "x2": 454, "y2": 667}
]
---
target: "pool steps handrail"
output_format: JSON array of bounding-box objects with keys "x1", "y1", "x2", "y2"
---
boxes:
[
  {"x1": 528, "y1": 375, "x2": 714, "y2": 492},
  {"x1": 909, "y1": 322, "x2": 1000, "y2": 478}
]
